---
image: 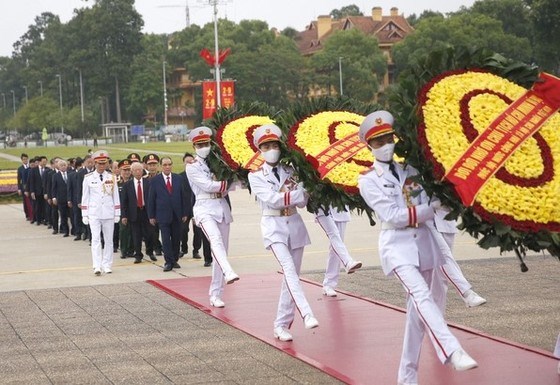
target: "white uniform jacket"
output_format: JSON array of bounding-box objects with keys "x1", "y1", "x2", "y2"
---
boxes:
[
  {"x1": 81, "y1": 170, "x2": 121, "y2": 220},
  {"x1": 328, "y1": 205, "x2": 351, "y2": 223},
  {"x1": 433, "y1": 207, "x2": 459, "y2": 234},
  {"x1": 185, "y1": 156, "x2": 234, "y2": 224},
  {"x1": 248, "y1": 163, "x2": 310, "y2": 249},
  {"x1": 358, "y1": 161, "x2": 444, "y2": 275}
]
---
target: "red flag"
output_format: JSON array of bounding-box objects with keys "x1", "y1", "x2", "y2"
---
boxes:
[{"x1": 199, "y1": 48, "x2": 215, "y2": 67}]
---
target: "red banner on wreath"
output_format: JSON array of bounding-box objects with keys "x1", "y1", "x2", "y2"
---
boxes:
[
  {"x1": 202, "y1": 81, "x2": 236, "y2": 119},
  {"x1": 445, "y1": 72, "x2": 560, "y2": 206}
]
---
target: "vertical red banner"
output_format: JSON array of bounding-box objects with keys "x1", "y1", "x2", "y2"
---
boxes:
[
  {"x1": 202, "y1": 81, "x2": 217, "y2": 120},
  {"x1": 220, "y1": 81, "x2": 235, "y2": 109}
]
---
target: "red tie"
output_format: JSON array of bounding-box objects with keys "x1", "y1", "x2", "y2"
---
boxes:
[
  {"x1": 137, "y1": 180, "x2": 143, "y2": 208},
  {"x1": 166, "y1": 176, "x2": 172, "y2": 194}
]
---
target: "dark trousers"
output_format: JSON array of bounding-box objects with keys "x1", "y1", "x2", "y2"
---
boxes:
[
  {"x1": 33, "y1": 195, "x2": 45, "y2": 224},
  {"x1": 130, "y1": 208, "x2": 154, "y2": 257},
  {"x1": 160, "y1": 218, "x2": 182, "y2": 265},
  {"x1": 23, "y1": 195, "x2": 32, "y2": 220},
  {"x1": 57, "y1": 203, "x2": 69, "y2": 235},
  {"x1": 180, "y1": 218, "x2": 191, "y2": 253},
  {"x1": 72, "y1": 203, "x2": 83, "y2": 235},
  {"x1": 113, "y1": 222, "x2": 119, "y2": 251},
  {"x1": 193, "y1": 223, "x2": 212, "y2": 263}
]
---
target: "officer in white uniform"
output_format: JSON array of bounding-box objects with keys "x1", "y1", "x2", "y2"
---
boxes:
[
  {"x1": 316, "y1": 206, "x2": 362, "y2": 297},
  {"x1": 432, "y1": 208, "x2": 487, "y2": 308},
  {"x1": 81, "y1": 150, "x2": 120, "y2": 275},
  {"x1": 248, "y1": 124, "x2": 319, "y2": 342},
  {"x1": 357, "y1": 111, "x2": 477, "y2": 385},
  {"x1": 186, "y1": 126, "x2": 239, "y2": 308}
]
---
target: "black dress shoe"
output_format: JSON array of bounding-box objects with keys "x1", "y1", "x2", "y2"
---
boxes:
[
  {"x1": 63, "y1": 234, "x2": 69, "y2": 237},
  {"x1": 155, "y1": 250, "x2": 163, "y2": 256},
  {"x1": 178, "y1": 252, "x2": 184, "y2": 259},
  {"x1": 73, "y1": 236, "x2": 81, "y2": 241},
  {"x1": 173, "y1": 262, "x2": 181, "y2": 269},
  {"x1": 204, "y1": 262, "x2": 212, "y2": 267},
  {"x1": 120, "y1": 255, "x2": 127, "y2": 259},
  {"x1": 163, "y1": 264, "x2": 173, "y2": 272},
  {"x1": 134, "y1": 257, "x2": 143, "y2": 264},
  {"x1": 148, "y1": 254, "x2": 157, "y2": 261},
  {"x1": 193, "y1": 252, "x2": 201, "y2": 259},
  {"x1": 113, "y1": 248, "x2": 118, "y2": 253},
  {"x1": 52, "y1": 230, "x2": 58, "y2": 235}
]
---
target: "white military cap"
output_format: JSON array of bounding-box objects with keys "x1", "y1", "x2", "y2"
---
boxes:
[
  {"x1": 359, "y1": 110, "x2": 395, "y2": 143},
  {"x1": 92, "y1": 150, "x2": 109, "y2": 163},
  {"x1": 188, "y1": 126, "x2": 213, "y2": 143},
  {"x1": 253, "y1": 124, "x2": 282, "y2": 148}
]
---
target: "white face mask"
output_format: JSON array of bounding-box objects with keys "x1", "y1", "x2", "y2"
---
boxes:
[
  {"x1": 195, "y1": 146, "x2": 211, "y2": 159},
  {"x1": 371, "y1": 143, "x2": 395, "y2": 162},
  {"x1": 262, "y1": 149, "x2": 280, "y2": 164}
]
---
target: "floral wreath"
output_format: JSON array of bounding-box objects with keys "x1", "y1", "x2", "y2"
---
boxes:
[{"x1": 388, "y1": 46, "x2": 560, "y2": 268}]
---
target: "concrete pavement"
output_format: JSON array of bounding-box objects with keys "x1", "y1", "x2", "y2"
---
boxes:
[{"x1": 1, "y1": 190, "x2": 559, "y2": 384}]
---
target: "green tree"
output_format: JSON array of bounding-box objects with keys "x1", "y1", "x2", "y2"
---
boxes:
[
  {"x1": 525, "y1": 0, "x2": 560, "y2": 72},
  {"x1": 330, "y1": 5, "x2": 363, "y2": 19},
  {"x1": 310, "y1": 29, "x2": 386, "y2": 101},
  {"x1": 468, "y1": 0, "x2": 532, "y2": 41},
  {"x1": 392, "y1": 12, "x2": 532, "y2": 74}
]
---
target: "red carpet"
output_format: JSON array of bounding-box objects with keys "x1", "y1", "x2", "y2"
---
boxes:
[{"x1": 148, "y1": 274, "x2": 558, "y2": 385}]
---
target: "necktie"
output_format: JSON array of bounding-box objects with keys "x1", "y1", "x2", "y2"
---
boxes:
[
  {"x1": 272, "y1": 167, "x2": 280, "y2": 182},
  {"x1": 137, "y1": 180, "x2": 143, "y2": 208},
  {"x1": 99, "y1": 173, "x2": 103, "y2": 181},
  {"x1": 166, "y1": 176, "x2": 172, "y2": 193},
  {"x1": 40, "y1": 167, "x2": 43, "y2": 177},
  {"x1": 389, "y1": 162, "x2": 400, "y2": 182}
]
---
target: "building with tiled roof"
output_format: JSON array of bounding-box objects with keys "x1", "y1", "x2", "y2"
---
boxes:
[{"x1": 296, "y1": 6, "x2": 414, "y2": 88}]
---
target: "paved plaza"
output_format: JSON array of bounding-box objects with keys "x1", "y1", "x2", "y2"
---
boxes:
[{"x1": 0, "y1": 190, "x2": 559, "y2": 384}]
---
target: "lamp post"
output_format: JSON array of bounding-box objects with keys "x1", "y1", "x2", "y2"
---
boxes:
[
  {"x1": 338, "y1": 56, "x2": 343, "y2": 96},
  {"x1": 56, "y1": 74, "x2": 64, "y2": 135},
  {"x1": 23, "y1": 86, "x2": 28, "y2": 104},
  {"x1": 162, "y1": 61, "x2": 168, "y2": 127},
  {"x1": 78, "y1": 69, "x2": 84, "y2": 123},
  {"x1": 10, "y1": 90, "x2": 16, "y2": 117},
  {"x1": 210, "y1": 0, "x2": 221, "y2": 108},
  {"x1": 38, "y1": 80, "x2": 43, "y2": 96}
]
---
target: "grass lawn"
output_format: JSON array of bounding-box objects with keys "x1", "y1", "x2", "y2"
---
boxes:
[{"x1": 0, "y1": 141, "x2": 196, "y2": 173}]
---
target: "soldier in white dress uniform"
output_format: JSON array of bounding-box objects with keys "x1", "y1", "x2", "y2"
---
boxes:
[
  {"x1": 248, "y1": 124, "x2": 319, "y2": 342},
  {"x1": 357, "y1": 111, "x2": 478, "y2": 385},
  {"x1": 316, "y1": 206, "x2": 362, "y2": 297},
  {"x1": 81, "y1": 150, "x2": 121, "y2": 275},
  {"x1": 432, "y1": 208, "x2": 487, "y2": 308},
  {"x1": 186, "y1": 126, "x2": 239, "y2": 308}
]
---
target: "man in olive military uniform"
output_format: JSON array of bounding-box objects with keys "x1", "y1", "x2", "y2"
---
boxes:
[{"x1": 117, "y1": 159, "x2": 134, "y2": 259}]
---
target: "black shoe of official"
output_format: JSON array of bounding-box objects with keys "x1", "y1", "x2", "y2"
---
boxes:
[
  {"x1": 52, "y1": 230, "x2": 58, "y2": 235},
  {"x1": 163, "y1": 263, "x2": 173, "y2": 272},
  {"x1": 173, "y1": 262, "x2": 181, "y2": 269},
  {"x1": 63, "y1": 233, "x2": 69, "y2": 238},
  {"x1": 148, "y1": 254, "x2": 157, "y2": 261},
  {"x1": 134, "y1": 257, "x2": 143, "y2": 264},
  {"x1": 113, "y1": 248, "x2": 118, "y2": 253},
  {"x1": 155, "y1": 250, "x2": 163, "y2": 256},
  {"x1": 193, "y1": 252, "x2": 201, "y2": 259},
  {"x1": 73, "y1": 235, "x2": 81, "y2": 241},
  {"x1": 204, "y1": 261, "x2": 212, "y2": 267},
  {"x1": 178, "y1": 252, "x2": 184, "y2": 259},
  {"x1": 120, "y1": 255, "x2": 127, "y2": 259}
]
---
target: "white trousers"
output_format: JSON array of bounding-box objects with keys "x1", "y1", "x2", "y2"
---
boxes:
[
  {"x1": 316, "y1": 215, "x2": 352, "y2": 289},
  {"x1": 270, "y1": 243, "x2": 313, "y2": 328},
  {"x1": 394, "y1": 264, "x2": 462, "y2": 384},
  {"x1": 432, "y1": 233, "x2": 472, "y2": 307},
  {"x1": 199, "y1": 217, "x2": 233, "y2": 298},
  {"x1": 89, "y1": 218, "x2": 114, "y2": 272}
]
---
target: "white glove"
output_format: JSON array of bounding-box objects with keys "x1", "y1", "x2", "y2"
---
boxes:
[
  {"x1": 82, "y1": 216, "x2": 89, "y2": 225},
  {"x1": 114, "y1": 216, "x2": 120, "y2": 224},
  {"x1": 429, "y1": 198, "x2": 442, "y2": 210}
]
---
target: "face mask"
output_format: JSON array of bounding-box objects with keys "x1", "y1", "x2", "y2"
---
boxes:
[
  {"x1": 195, "y1": 146, "x2": 211, "y2": 159},
  {"x1": 262, "y1": 149, "x2": 280, "y2": 164},
  {"x1": 371, "y1": 143, "x2": 395, "y2": 162}
]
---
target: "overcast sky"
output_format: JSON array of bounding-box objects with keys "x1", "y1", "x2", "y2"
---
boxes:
[{"x1": 0, "y1": 0, "x2": 476, "y2": 57}]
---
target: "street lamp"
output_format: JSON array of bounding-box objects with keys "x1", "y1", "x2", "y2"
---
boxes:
[
  {"x1": 162, "y1": 61, "x2": 168, "y2": 127},
  {"x1": 210, "y1": 0, "x2": 221, "y2": 108},
  {"x1": 338, "y1": 56, "x2": 343, "y2": 96},
  {"x1": 23, "y1": 86, "x2": 28, "y2": 104},
  {"x1": 78, "y1": 69, "x2": 84, "y2": 123},
  {"x1": 37, "y1": 80, "x2": 43, "y2": 96},
  {"x1": 10, "y1": 90, "x2": 15, "y2": 117},
  {"x1": 55, "y1": 74, "x2": 64, "y2": 135}
]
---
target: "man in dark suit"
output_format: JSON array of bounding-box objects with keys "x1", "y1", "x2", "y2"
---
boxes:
[
  {"x1": 67, "y1": 157, "x2": 84, "y2": 240},
  {"x1": 121, "y1": 162, "x2": 155, "y2": 264},
  {"x1": 76, "y1": 155, "x2": 95, "y2": 242},
  {"x1": 28, "y1": 156, "x2": 48, "y2": 226},
  {"x1": 44, "y1": 158, "x2": 60, "y2": 233},
  {"x1": 51, "y1": 159, "x2": 70, "y2": 237},
  {"x1": 148, "y1": 157, "x2": 188, "y2": 272},
  {"x1": 178, "y1": 153, "x2": 195, "y2": 258},
  {"x1": 17, "y1": 153, "x2": 32, "y2": 221}
]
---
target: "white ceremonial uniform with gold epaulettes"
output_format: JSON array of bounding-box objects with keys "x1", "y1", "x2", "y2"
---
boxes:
[
  {"x1": 248, "y1": 162, "x2": 315, "y2": 329},
  {"x1": 358, "y1": 161, "x2": 463, "y2": 385},
  {"x1": 186, "y1": 155, "x2": 236, "y2": 299},
  {"x1": 81, "y1": 170, "x2": 120, "y2": 272}
]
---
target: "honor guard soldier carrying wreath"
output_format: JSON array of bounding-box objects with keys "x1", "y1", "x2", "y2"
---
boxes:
[
  {"x1": 186, "y1": 126, "x2": 239, "y2": 309},
  {"x1": 357, "y1": 111, "x2": 478, "y2": 385},
  {"x1": 81, "y1": 150, "x2": 121, "y2": 275},
  {"x1": 248, "y1": 124, "x2": 319, "y2": 342}
]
